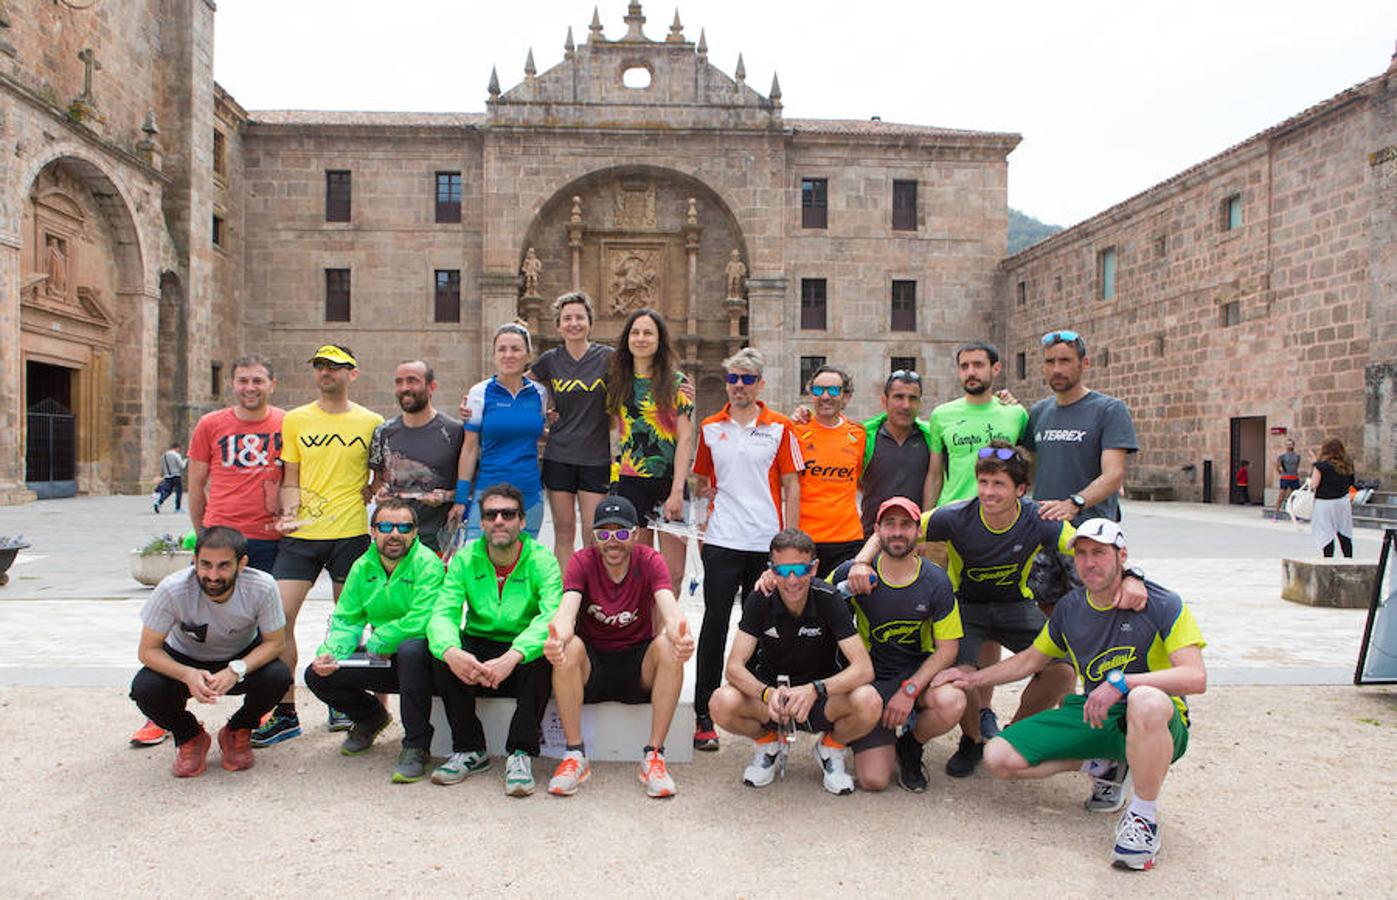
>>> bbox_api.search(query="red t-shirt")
[187,406,286,540]
[564,544,672,652]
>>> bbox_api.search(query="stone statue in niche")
[724,249,747,299]
[46,235,69,299]
[609,249,658,314]
[520,247,543,298]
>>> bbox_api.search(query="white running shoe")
[638,749,676,798]
[1085,762,1132,813]
[504,749,535,797]
[548,750,591,796]
[813,737,854,795]
[741,738,785,788]
[1112,809,1161,870]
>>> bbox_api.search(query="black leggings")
[130,643,292,745]
[695,544,770,721]
[1321,535,1353,558]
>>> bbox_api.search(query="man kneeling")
[710,529,881,795]
[542,496,695,798]
[130,527,291,777]
[933,520,1206,870]
[305,499,442,782]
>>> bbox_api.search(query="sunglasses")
[593,528,634,543]
[374,521,416,534]
[769,562,816,578]
[809,384,843,398]
[312,360,354,371]
[978,447,1017,461]
[725,372,760,385]
[1040,330,1082,346]
[481,507,521,521]
[885,370,922,392]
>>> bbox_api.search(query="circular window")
[622,66,652,89]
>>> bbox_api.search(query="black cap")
[593,495,639,529]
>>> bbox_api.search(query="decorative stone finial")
[667,10,684,42]
[623,1,646,41]
[769,72,781,108]
[136,108,163,169]
[589,6,603,40]
[686,197,698,227]
[141,109,159,136]
[697,28,707,59]
[488,66,500,99]
[564,26,575,58]
[524,48,536,79]
[734,53,745,84]
[570,196,583,224]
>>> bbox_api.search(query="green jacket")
[427,533,562,664]
[317,538,443,658]
[862,412,936,469]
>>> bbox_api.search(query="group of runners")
[128,293,1207,870]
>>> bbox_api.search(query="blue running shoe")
[250,711,302,747]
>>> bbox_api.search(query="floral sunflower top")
[616,372,693,479]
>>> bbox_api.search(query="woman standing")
[451,323,549,539]
[607,308,694,588]
[529,292,613,569]
[1309,438,1355,558]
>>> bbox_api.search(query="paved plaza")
[0,498,1392,895]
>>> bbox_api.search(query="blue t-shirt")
[463,376,548,503]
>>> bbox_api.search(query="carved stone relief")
[605,243,664,315]
[612,178,656,229]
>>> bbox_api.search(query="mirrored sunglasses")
[725,372,759,385]
[809,384,843,398]
[769,562,816,578]
[593,528,634,543]
[374,521,416,534]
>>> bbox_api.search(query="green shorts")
[998,693,1189,767]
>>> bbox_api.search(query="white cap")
[1068,518,1127,550]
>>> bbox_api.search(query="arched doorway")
[517,166,750,421]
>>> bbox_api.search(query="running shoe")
[339,709,392,756]
[639,749,676,798]
[172,728,211,778]
[431,750,489,785]
[217,725,255,772]
[130,720,170,747]
[895,732,928,793]
[944,734,983,778]
[548,750,591,796]
[741,733,785,788]
[504,749,535,797]
[693,717,720,752]
[392,747,429,784]
[1112,809,1160,870]
[1086,762,1132,813]
[249,710,302,748]
[979,707,1002,740]
[327,707,353,732]
[814,736,855,795]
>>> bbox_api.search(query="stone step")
[1280,558,1379,608]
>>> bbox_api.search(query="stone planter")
[130,549,194,587]
[0,543,29,587]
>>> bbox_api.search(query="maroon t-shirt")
[564,544,672,652]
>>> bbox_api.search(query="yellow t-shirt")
[280,402,383,540]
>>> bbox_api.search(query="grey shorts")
[956,601,1047,667]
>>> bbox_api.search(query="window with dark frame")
[800,278,827,330]
[325,170,351,222]
[212,214,225,247]
[738,315,749,336]
[1154,234,1167,258]
[325,268,351,322]
[799,356,826,395]
[801,177,827,228]
[1016,280,1026,306]
[892,180,917,231]
[1224,194,1243,231]
[1015,352,1026,380]
[1099,246,1117,300]
[212,129,227,177]
[1222,300,1240,327]
[434,269,461,323]
[890,356,918,376]
[891,280,916,331]
[435,172,462,223]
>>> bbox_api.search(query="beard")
[198,576,231,598]
[396,390,428,413]
[879,536,915,559]
[379,538,408,560]
[962,378,989,395]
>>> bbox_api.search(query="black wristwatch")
[1070,493,1086,509]
[1124,566,1147,582]
[813,679,828,702]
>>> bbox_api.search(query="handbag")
[1286,484,1315,523]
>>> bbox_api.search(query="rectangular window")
[212,129,227,177]
[1015,352,1026,381]
[1222,301,1240,327]
[1016,280,1027,306]
[891,280,916,331]
[1154,234,1167,258]
[801,177,827,229]
[800,278,827,330]
[892,180,917,231]
[210,362,222,399]
[325,268,351,322]
[436,171,462,224]
[212,214,225,247]
[434,269,461,323]
[325,170,351,223]
[1224,194,1243,231]
[799,356,826,395]
[1054,274,1063,292]
[1099,246,1117,300]
[890,356,918,376]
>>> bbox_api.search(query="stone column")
[745,275,788,408]
[0,236,35,503]
[110,288,161,493]
[567,196,584,292]
[479,271,521,379]
[682,217,702,368]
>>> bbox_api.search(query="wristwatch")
[228,659,247,683]
[1106,669,1129,695]
[813,679,828,702]
[1124,566,1147,582]
[1070,493,1086,509]
[900,680,919,698]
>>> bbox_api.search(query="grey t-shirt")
[368,411,464,544]
[140,567,285,662]
[860,423,931,535]
[1278,451,1301,478]
[529,342,613,466]
[160,449,185,479]
[1025,390,1138,525]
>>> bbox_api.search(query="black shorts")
[852,677,909,752]
[612,474,685,521]
[272,534,370,584]
[956,601,1048,667]
[815,540,865,578]
[753,676,835,733]
[542,459,611,495]
[583,639,653,704]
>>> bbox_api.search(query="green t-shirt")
[928,398,1028,506]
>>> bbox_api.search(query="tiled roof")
[788,117,1019,141]
[248,110,485,127]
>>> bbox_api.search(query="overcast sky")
[214,0,1394,228]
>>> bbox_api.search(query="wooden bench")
[1280,558,1378,609]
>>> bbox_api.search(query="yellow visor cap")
[308,345,356,367]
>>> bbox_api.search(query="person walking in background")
[153,442,187,513]
[1309,439,1355,558]
[1274,439,1302,517]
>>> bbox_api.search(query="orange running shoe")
[172,729,211,778]
[639,749,676,798]
[129,720,170,747]
[218,725,255,772]
[547,750,591,796]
